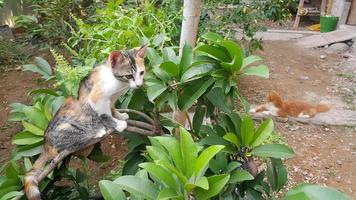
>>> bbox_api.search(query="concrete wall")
[331,0,352,26]
[0,0,31,26]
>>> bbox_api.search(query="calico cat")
[24,45,147,200]
[249,91,330,118]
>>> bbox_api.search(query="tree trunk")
[175,0,202,129]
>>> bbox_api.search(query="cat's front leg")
[100,114,127,132]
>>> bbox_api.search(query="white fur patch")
[95,128,107,138]
[114,118,127,132]
[266,102,279,116]
[298,113,311,118]
[25,176,40,199]
[249,108,256,113]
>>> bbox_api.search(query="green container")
[320,15,339,33]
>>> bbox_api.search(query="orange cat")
[250,91,330,118]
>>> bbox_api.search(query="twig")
[185,111,193,131]
[127,119,154,130]
[117,109,154,124]
[125,126,156,136]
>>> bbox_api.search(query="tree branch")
[127,119,154,130]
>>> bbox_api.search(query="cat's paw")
[114,111,129,120]
[114,119,127,132]
[262,111,271,115]
[249,108,256,113]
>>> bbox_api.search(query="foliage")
[66,0,181,62]
[200,0,296,53]
[13,0,100,45]
[0,39,26,70]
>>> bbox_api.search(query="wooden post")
[293,0,305,29]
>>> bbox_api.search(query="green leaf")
[139,162,180,192]
[250,118,274,147]
[226,161,242,173]
[21,121,44,136]
[266,158,287,192]
[179,43,193,74]
[155,160,188,185]
[194,145,225,179]
[146,47,163,66]
[157,188,180,200]
[146,146,170,163]
[99,180,126,200]
[34,57,52,75]
[195,174,230,200]
[147,83,167,102]
[22,106,49,130]
[242,55,263,69]
[23,64,49,79]
[152,33,165,47]
[217,40,244,70]
[154,136,184,173]
[252,144,295,159]
[241,114,254,147]
[285,184,352,200]
[196,45,230,62]
[179,127,198,178]
[205,87,230,113]
[178,79,214,111]
[243,65,269,78]
[24,157,32,172]
[223,132,239,147]
[229,170,254,183]
[162,47,178,63]
[201,32,223,42]
[193,105,206,134]
[29,89,59,97]
[114,175,159,200]
[180,63,214,82]
[12,131,43,145]
[0,191,23,200]
[5,162,20,178]
[160,61,179,78]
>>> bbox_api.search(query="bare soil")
[0,40,354,198]
[240,41,355,197]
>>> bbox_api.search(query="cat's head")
[267,91,284,108]
[108,45,148,88]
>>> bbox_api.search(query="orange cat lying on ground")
[249,91,330,118]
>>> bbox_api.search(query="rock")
[336,160,342,165]
[299,76,309,81]
[326,43,350,54]
[320,55,326,59]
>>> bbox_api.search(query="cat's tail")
[316,103,330,113]
[24,146,55,200]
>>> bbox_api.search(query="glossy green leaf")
[157,188,180,200]
[196,45,230,62]
[241,114,254,146]
[152,33,165,47]
[201,32,223,42]
[243,65,269,78]
[139,162,180,192]
[242,55,263,69]
[99,180,126,200]
[29,88,59,97]
[162,47,178,63]
[147,83,167,102]
[179,43,193,74]
[154,136,184,172]
[193,105,206,134]
[206,87,231,113]
[34,57,52,75]
[252,144,295,159]
[0,191,23,200]
[229,170,254,183]
[12,131,43,145]
[223,132,239,147]
[195,174,230,200]
[180,63,214,82]
[218,40,244,70]
[22,106,49,130]
[155,160,188,185]
[21,121,44,136]
[194,145,225,179]
[267,158,287,192]
[250,118,274,147]
[178,79,214,111]
[179,127,198,177]
[160,61,179,78]
[114,175,159,200]
[285,184,352,200]
[146,146,170,163]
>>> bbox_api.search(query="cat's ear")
[109,51,124,67]
[136,44,148,58]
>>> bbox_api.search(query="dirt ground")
[0,40,355,197]
[240,41,355,197]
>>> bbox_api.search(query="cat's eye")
[125,74,133,79]
[140,71,144,76]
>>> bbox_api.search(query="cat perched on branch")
[24,45,153,200]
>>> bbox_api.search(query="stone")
[320,55,326,59]
[326,43,350,54]
[336,160,342,165]
[299,76,309,81]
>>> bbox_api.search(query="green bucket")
[320,15,339,33]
